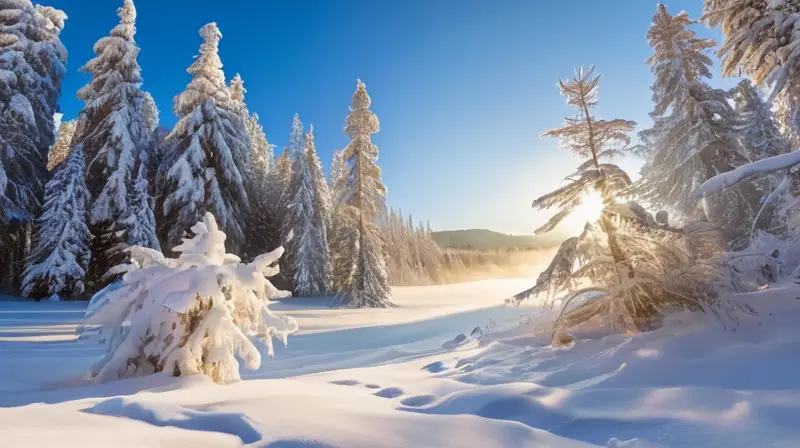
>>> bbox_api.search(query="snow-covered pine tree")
[330,80,391,308]
[74,0,154,287]
[141,92,160,175]
[513,66,735,344]
[637,5,760,248]
[22,143,91,299]
[229,73,247,118]
[121,164,159,251]
[279,114,305,286]
[156,23,250,254]
[306,125,333,250]
[735,79,792,161]
[242,112,277,261]
[703,0,800,98]
[47,118,76,171]
[0,1,67,287]
[267,149,292,230]
[142,92,159,135]
[731,80,797,235]
[697,1,800,251]
[774,85,800,147]
[329,149,344,192]
[284,123,330,296]
[81,212,298,384]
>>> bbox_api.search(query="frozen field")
[2,280,800,447]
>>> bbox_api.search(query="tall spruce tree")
[48,118,76,171]
[156,23,250,253]
[74,0,156,287]
[142,92,159,135]
[22,143,91,299]
[229,74,277,261]
[734,79,792,161]
[637,5,759,248]
[330,80,391,308]
[121,164,159,250]
[285,122,330,296]
[0,1,67,287]
[330,149,344,191]
[305,125,333,292]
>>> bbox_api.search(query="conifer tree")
[280,115,305,279]
[704,0,800,98]
[636,5,760,247]
[330,80,391,308]
[156,23,250,253]
[142,92,159,135]
[330,149,344,192]
[307,126,333,243]
[122,164,159,250]
[285,122,330,296]
[734,79,792,161]
[48,119,76,171]
[242,112,276,260]
[514,66,731,343]
[74,0,156,286]
[229,73,247,118]
[22,144,92,299]
[268,150,292,230]
[0,1,67,287]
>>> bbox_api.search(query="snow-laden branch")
[691,150,800,198]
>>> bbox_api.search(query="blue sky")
[48,0,736,235]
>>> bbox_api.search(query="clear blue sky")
[47,0,736,235]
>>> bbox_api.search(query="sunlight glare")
[573,190,606,224]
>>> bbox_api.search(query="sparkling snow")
[2,279,800,447]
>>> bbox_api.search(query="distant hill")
[431,229,565,251]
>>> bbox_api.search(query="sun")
[573,190,606,224]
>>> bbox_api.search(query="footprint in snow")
[329,380,360,386]
[374,387,404,399]
[421,361,449,373]
[364,384,381,389]
[400,395,436,407]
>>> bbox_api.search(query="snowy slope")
[2,282,800,447]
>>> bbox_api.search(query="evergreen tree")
[704,0,800,97]
[141,91,160,175]
[142,92,159,135]
[305,125,333,291]
[704,1,800,143]
[229,73,277,261]
[229,73,247,118]
[0,1,67,287]
[734,79,792,161]
[268,150,292,227]
[513,66,732,342]
[22,143,91,299]
[47,119,76,171]
[242,112,276,260]
[280,114,305,281]
[774,85,800,147]
[156,23,250,253]
[307,126,333,241]
[74,0,154,286]
[636,5,760,248]
[122,164,159,250]
[330,149,344,192]
[330,80,391,308]
[285,122,330,296]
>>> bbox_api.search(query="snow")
[3,274,800,447]
[692,150,800,198]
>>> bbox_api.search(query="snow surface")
[2,279,800,447]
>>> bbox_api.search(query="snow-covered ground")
[3,280,800,447]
